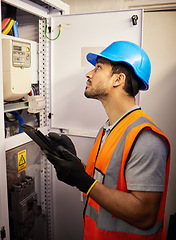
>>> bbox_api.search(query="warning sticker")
[18,149,26,173]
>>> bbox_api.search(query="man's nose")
[86,69,94,79]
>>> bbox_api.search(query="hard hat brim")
[86,52,102,66]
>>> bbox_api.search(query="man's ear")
[113,73,126,87]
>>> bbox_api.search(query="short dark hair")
[110,62,142,97]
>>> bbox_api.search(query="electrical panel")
[0,1,66,240]
[6,141,48,240]
[2,39,32,101]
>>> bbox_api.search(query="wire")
[12,21,19,37]
[45,18,61,41]
[32,86,36,96]
[2,19,14,35]
[10,111,24,133]
[29,86,36,96]
[1,18,10,31]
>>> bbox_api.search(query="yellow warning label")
[18,149,26,173]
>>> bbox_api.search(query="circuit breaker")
[8,176,38,239]
[2,39,32,101]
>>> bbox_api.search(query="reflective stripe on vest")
[85,203,163,235]
[83,109,170,239]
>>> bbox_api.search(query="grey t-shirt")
[101,106,169,192]
[125,129,168,192]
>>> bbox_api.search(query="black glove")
[44,146,96,194]
[48,132,76,156]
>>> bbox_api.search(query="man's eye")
[96,65,101,70]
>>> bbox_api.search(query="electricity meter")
[2,39,32,101]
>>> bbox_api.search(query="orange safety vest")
[83,109,170,240]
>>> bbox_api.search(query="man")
[45,41,170,240]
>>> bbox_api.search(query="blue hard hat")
[86,41,151,90]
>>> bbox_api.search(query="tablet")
[20,124,60,156]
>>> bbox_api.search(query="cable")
[12,21,19,37]
[2,19,14,35]
[29,86,36,96]
[2,5,17,35]
[45,18,61,41]
[10,111,24,133]
[32,86,36,96]
[1,18,10,31]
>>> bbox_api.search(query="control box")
[2,39,32,101]
[28,95,45,113]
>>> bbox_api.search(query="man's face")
[84,58,114,101]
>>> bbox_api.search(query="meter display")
[12,40,31,68]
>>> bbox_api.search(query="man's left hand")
[44,146,95,194]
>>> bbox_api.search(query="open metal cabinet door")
[49,9,143,240]
[50,9,143,137]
